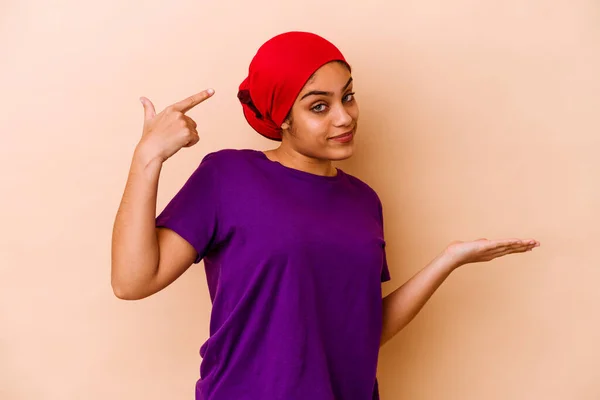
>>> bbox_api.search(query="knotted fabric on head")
[238,31,349,141]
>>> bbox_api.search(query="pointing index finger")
[171,89,215,113]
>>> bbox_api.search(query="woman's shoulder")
[341,171,381,200]
[202,148,258,163]
[197,148,262,170]
[192,148,267,184]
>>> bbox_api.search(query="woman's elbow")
[112,281,140,300]
[111,271,148,301]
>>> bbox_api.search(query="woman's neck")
[264,146,337,177]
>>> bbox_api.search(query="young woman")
[111,31,540,400]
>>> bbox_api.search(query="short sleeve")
[377,195,391,283]
[155,153,221,264]
[381,243,391,282]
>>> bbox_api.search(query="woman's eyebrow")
[300,77,353,101]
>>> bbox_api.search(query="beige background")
[1,0,599,399]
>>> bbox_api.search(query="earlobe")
[281,121,290,130]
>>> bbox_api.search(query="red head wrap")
[238,31,349,141]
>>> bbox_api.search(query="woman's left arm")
[380,238,540,347]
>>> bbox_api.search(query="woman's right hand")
[136,88,215,164]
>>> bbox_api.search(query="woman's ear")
[281,121,290,130]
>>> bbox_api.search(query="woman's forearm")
[380,251,458,346]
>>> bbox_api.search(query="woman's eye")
[311,93,355,113]
[312,104,327,113]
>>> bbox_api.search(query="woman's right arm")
[110,89,215,300]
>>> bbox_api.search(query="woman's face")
[281,61,359,161]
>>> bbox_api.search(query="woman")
[111,31,540,400]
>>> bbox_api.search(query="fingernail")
[207,88,215,95]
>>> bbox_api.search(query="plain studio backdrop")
[1,0,599,399]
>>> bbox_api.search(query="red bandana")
[238,32,348,141]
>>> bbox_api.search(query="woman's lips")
[329,129,355,143]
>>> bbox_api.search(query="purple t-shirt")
[156,149,390,400]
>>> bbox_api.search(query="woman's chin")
[326,144,355,161]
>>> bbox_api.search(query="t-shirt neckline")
[251,149,344,182]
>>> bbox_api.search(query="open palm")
[445,238,540,266]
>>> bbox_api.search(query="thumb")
[139,97,156,121]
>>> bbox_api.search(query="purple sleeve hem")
[156,217,203,264]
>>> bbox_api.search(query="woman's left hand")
[443,238,541,269]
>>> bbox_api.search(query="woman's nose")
[332,104,353,127]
